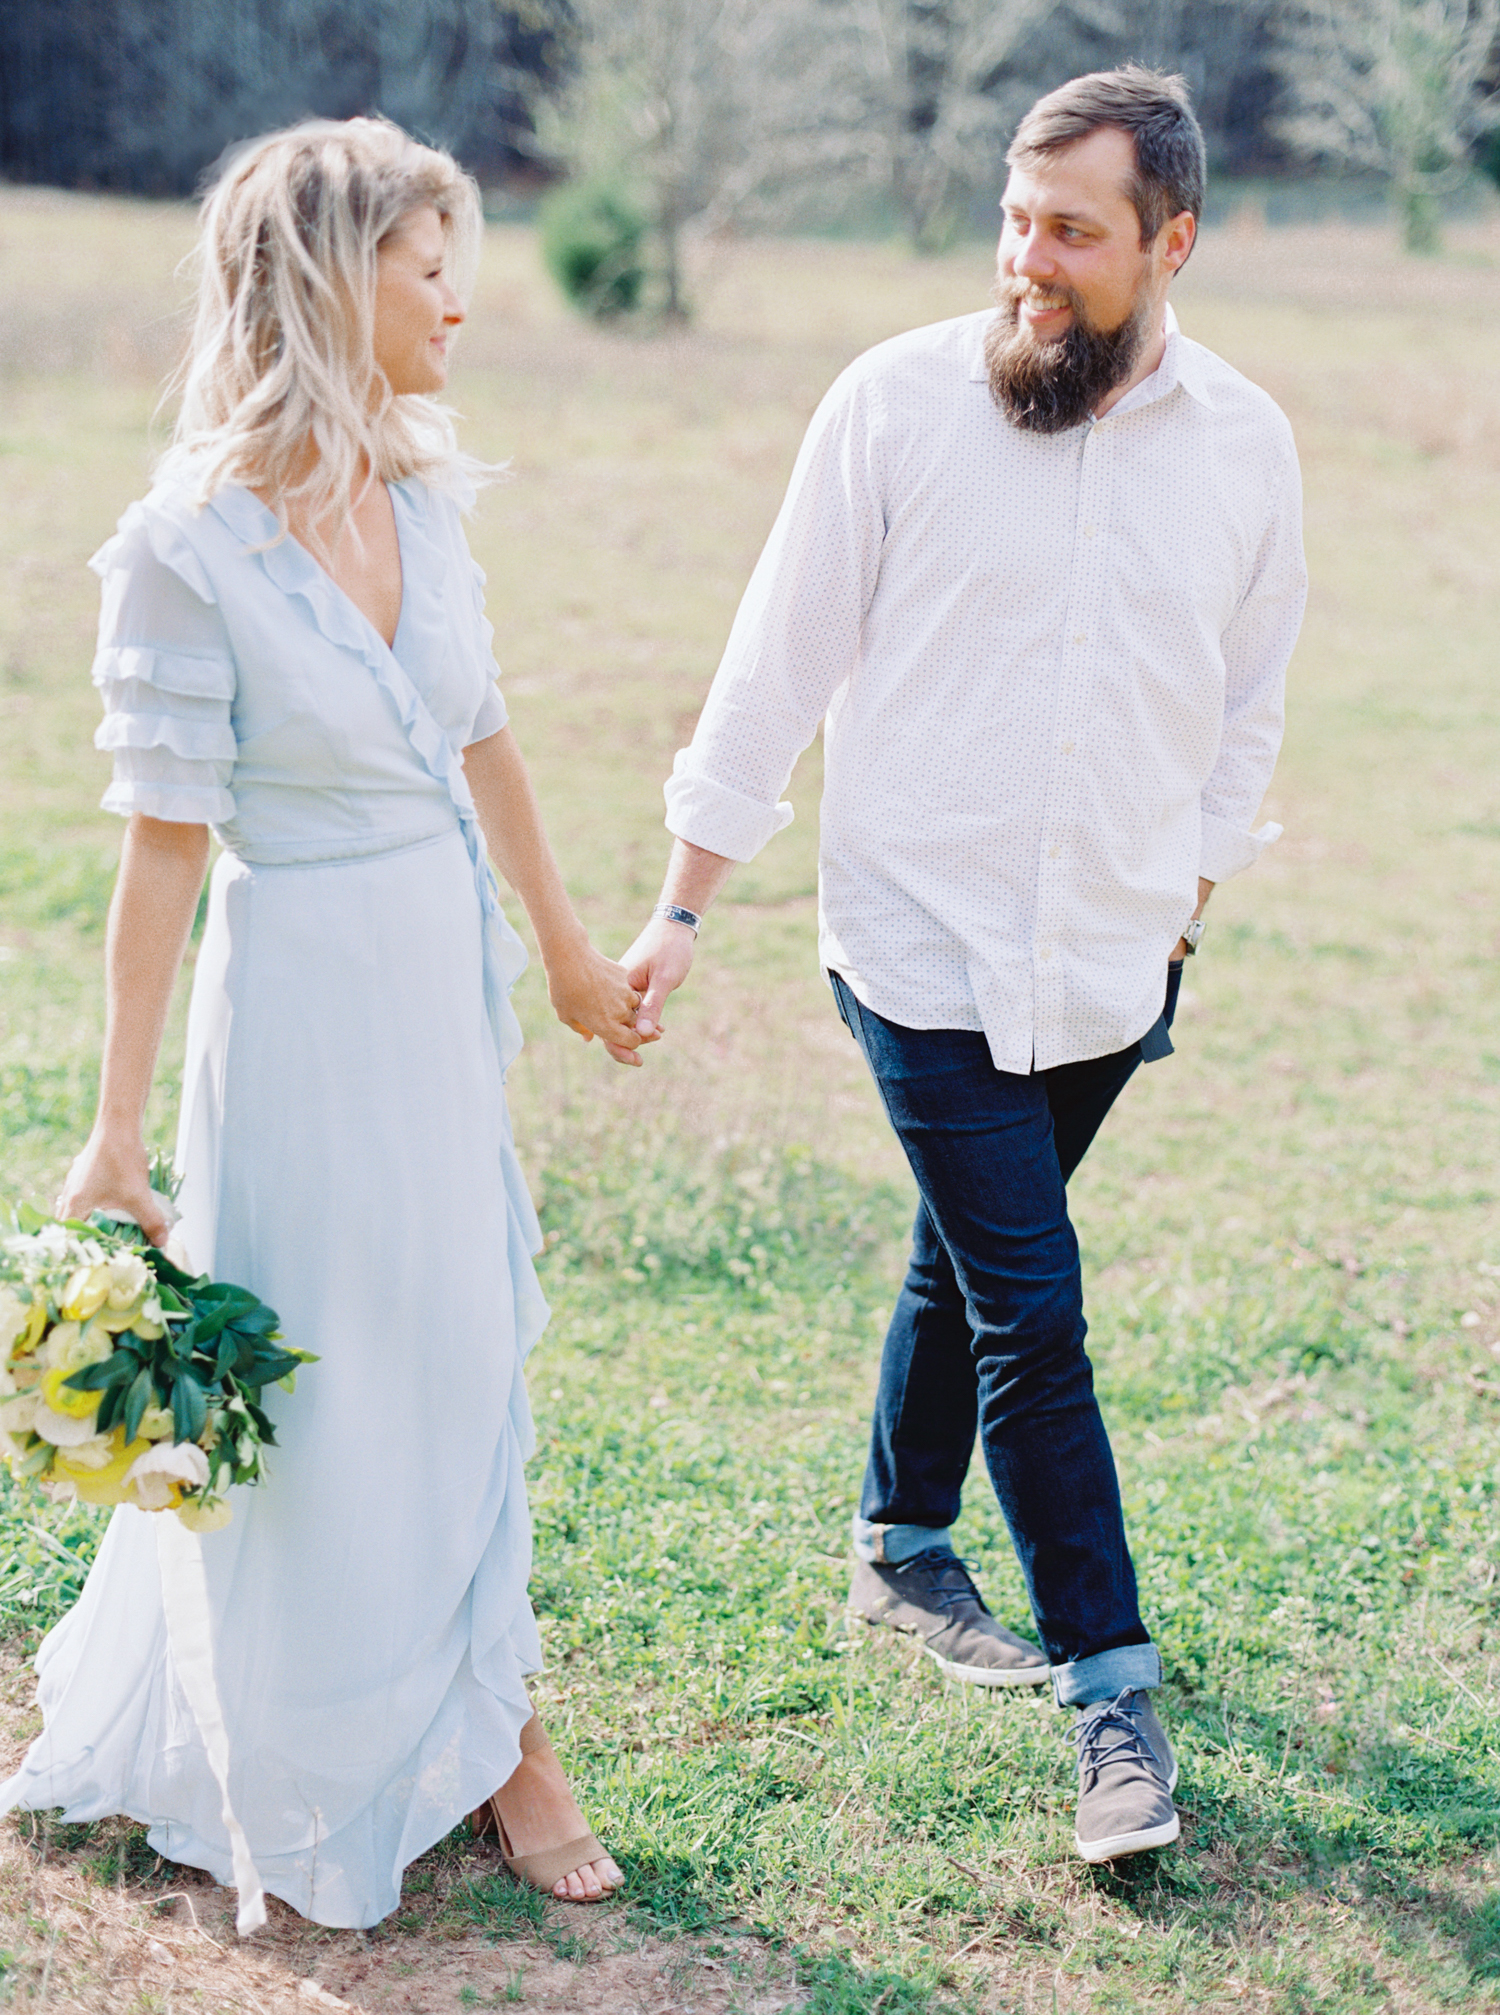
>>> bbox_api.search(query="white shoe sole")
[923,1643,1051,1688]
[1074,1811,1180,1863]
[849,1608,1051,1688]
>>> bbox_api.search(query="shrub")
[538,178,648,319]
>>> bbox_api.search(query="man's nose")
[1012,230,1055,279]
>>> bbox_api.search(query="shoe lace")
[1070,1690,1157,1789]
[894,1548,990,1614]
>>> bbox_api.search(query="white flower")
[37,1478,78,1505]
[0,1393,39,1436]
[32,1399,108,1447]
[176,1496,233,1533]
[40,1321,81,1370]
[42,1320,112,1376]
[124,1440,209,1510]
[58,1429,118,1471]
[0,1286,30,1354]
[105,1252,150,1310]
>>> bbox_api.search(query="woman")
[0,118,635,1923]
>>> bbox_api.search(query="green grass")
[2,192,1500,2010]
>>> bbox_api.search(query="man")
[621,66,1305,1862]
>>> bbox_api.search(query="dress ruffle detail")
[91,497,218,605]
[92,643,236,701]
[204,484,530,1091]
[94,711,239,763]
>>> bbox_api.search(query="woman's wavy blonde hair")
[169,116,485,545]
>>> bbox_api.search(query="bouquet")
[0,1202,310,1532]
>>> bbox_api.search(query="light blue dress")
[0,471,550,1928]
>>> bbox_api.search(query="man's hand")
[1170,876,1215,961]
[618,918,698,1038]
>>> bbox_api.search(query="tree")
[1273,0,1500,251]
[847,0,1082,250]
[527,0,875,318]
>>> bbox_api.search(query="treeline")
[1,0,1281,199]
[0,0,564,193]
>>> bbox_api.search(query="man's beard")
[984,277,1154,434]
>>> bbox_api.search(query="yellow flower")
[39,1363,104,1421]
[60,1264,113,1322]
[53,1425,153,1504]
[176,1495,233,1533]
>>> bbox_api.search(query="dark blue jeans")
[832,966,1181,1705]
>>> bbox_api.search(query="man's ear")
[1161,210,1196,278]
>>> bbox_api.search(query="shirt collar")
[967,299,1215,413]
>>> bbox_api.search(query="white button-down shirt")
[664,305,1306,1072]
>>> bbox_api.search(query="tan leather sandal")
[469,1719,621,1902]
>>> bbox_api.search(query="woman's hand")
[544,936,651,1068]
[56,1127,175,1247]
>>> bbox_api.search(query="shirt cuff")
[663,752,794,863]
[1200,809,1283,882]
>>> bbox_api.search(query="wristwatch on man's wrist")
[1180,916,1206,955]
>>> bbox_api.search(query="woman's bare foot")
[487,1714,624,1902]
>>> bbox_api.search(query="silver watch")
[1180,917,1206,955]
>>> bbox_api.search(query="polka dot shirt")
[664,305,1306,1072]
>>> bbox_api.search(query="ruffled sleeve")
[467,678,507,744]
[90,501,238,826]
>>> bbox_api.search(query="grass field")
[1,186,1499,2013]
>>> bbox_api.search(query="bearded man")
[622,66,1305,1862]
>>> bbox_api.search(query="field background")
[0,188,1498,2013]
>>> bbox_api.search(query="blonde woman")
[0,119,632,1922]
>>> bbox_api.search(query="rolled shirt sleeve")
[664,367,888,862]
[1198,429,1306,881]
[90,505,237,827]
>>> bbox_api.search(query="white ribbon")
[155,1510,266,1934]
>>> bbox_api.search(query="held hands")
[618,916,698,1041]
[544,934,653,1068]
[56,1128,175,1248]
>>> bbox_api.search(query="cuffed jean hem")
[852,1515,957,1566]
[1051,1643,1163,1708]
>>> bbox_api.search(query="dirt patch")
[0,1653,796,2015]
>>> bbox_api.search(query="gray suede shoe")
[1071,1689,1179,1863]
[848,1550,1049,1687]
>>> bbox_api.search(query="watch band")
[651,902,701,935]
[1181,916,1206,955]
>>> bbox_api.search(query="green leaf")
[95,1382,124,1434]
[171,1373,207,1443]
[64,1355,135,1393]
[186,1301,241,1346]
[123,1367,154,1443]
[15,1202,46,1234]
[144,1248,206,1295]
[243,1400,278,1445]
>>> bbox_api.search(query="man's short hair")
[1007,64,1206,247]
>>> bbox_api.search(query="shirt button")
[1083,524,1097,539]
[1048,845,1060,859]
[1072,633,1086,646]
[1039,946,1053,961]
[1060,739,1075,755]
